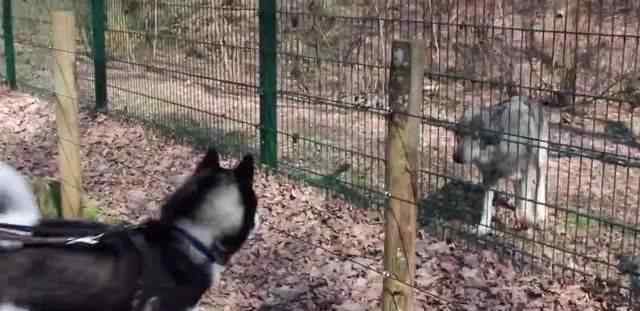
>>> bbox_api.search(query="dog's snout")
[452,150,463,164]
[452,135,463,164]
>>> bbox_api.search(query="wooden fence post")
[51,10,83,219]
[382,39,425,311]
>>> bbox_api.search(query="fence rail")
[3,0,640,308]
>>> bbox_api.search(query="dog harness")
[0,222,228,311]
[127,226,228,311]
[0,222,226,259]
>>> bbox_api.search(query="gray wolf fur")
[0,148,259,311]
[617,254,640,305]
[452,95,549,236]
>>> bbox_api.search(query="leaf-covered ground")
[0,89,636,310]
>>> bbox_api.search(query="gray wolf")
[452,95,549,236]
[0,148,259,311]
[617,254,640,306]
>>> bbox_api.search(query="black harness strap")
[0,221,227,310]
[0,221,131,249]
[170,225,227,265]
[0,228,105,248]
[0,223,35,233]
[127,232,175,311]
[0,222,227,261]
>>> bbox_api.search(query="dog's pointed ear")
[195,147,220,174]
[234,154,254,184]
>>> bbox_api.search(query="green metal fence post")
[259,0,278,168]
[91,0,107,112]
[2,0,16,89]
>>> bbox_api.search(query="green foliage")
[30,176,106,221]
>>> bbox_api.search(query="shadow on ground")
[418,179,485,228]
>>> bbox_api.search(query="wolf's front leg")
[477,186,495,236]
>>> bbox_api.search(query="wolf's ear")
[195,147,220,174]
[234,154,254,184]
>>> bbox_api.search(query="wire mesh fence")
[276,1,640,296]
[3,0,640,308]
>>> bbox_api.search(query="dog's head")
[160,147,258,271]
[452,107,501,166]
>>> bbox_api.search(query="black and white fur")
[0,162,41,227]
[452,96,549,236]
[0,148,259,311]
[0,162,41,251]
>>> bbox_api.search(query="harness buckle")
[65,233,105,245]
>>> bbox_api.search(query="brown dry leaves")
[0,89,629,310]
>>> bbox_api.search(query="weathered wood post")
[382,39,425,311]
[51,10,83,219]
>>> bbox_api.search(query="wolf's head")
[452,107,501,166]
[452,96,542,168]
[159,147,258,278]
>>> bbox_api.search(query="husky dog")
[0,148,259,311]
[452,96,549,236]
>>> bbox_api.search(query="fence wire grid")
[3,0,640,309]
